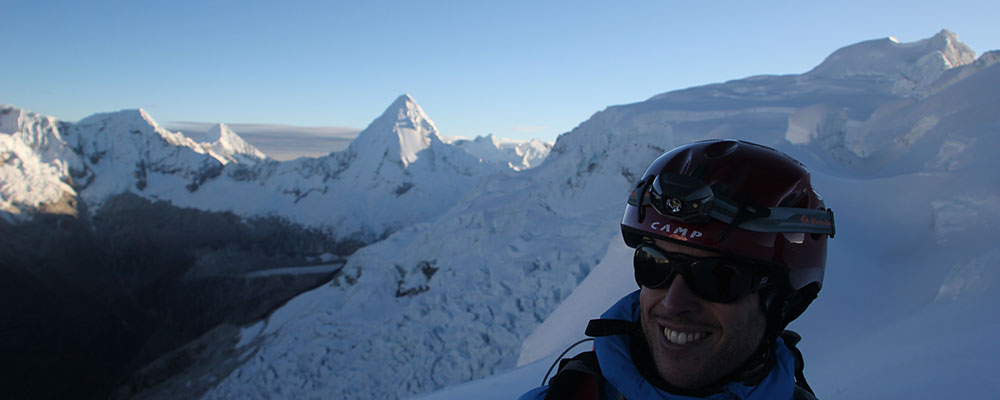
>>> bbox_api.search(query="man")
[521,139,834,399]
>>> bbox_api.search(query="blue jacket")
[519,290,798,400]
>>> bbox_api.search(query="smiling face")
[638,239,767,390]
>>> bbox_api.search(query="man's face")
[638,239,766,389]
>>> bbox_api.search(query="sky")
[2,0,998,143]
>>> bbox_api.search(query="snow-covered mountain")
[430,31,1000,399]
[1,94,552,398]
[0,106,264,218]
[142,30,997,400]
[5,29,998,400]
[424,38,1000,399]
[805,30,977,97]
[203,123,268,164]
[0,106,80,216]
[446,134,553,170]
[2,94,538,241]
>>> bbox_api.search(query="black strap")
[585,319,639,337]
[542,338,595,385]
[543,351,603,400]
[541,320,637,400]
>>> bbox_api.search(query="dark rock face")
[1,212,126,400]
[0,194,364,400]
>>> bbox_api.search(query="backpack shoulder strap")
[543,351,603,400]
[780,330,819,400]
[793,386,819,400]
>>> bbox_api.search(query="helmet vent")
[704,140,739,159]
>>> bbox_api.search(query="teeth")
[662,327,708,345]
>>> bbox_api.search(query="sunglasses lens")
[633,245,674,289]
[633,244,764,303]
[689,262,751,303]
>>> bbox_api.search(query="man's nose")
[659,275,703,315]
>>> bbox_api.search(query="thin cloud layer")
[168,121,361,160]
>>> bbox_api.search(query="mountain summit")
[204,123,267,164]
[2,92,555,399]
[346,94,442,168]
[806,29,977,96]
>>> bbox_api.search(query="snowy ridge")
[0,106,80,217]
[195,31,1000,400]
[333,94,497,196]
[512,139,553,170]
[791,55,1000,176]
[806,29,977,96]
[203,123,267,164]
[206,157,625,399]
[343,94,438,170]
[2,94,542,243]
[447,134,553,170]
[68,108,230,206]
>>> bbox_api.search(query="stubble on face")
[637,241,767,390]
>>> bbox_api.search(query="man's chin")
[649,341,723,391]
[652,356,713,390]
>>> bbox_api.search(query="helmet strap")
[739,282,820,385]
[729,286,785,386]
[716,194,770,243]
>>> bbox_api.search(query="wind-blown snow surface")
[196,30,1000,399]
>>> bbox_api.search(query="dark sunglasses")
[633,242,773,303]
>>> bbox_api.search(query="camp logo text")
[648,221,704,239]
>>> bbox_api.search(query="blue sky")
[2,1,997,142]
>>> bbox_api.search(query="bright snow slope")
[418,32,1000,399]
[202,30,1000,400]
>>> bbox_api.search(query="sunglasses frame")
[633,241,775,303]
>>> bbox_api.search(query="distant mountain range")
[2,29,998,400]
[0,93,551,399]
[1,93,552,240]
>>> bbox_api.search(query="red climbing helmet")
[621,139,834,325]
